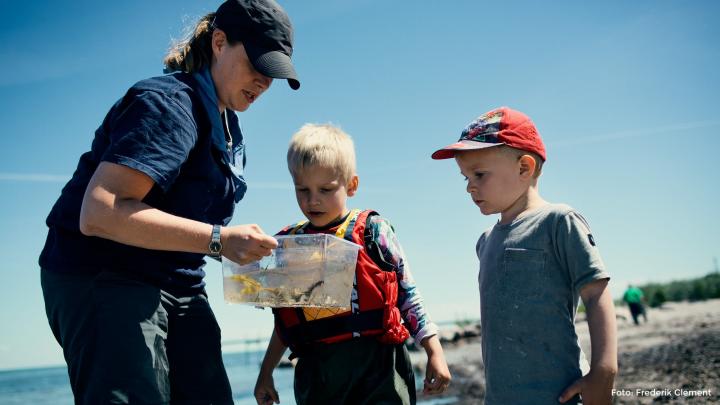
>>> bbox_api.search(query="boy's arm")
[365,216,451,394]
[365,215,439,342]
[254,328,287,405]
[559,278,617,404]
[419,334,452,395]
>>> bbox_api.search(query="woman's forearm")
[79,162,277,265]
[81,193,213,253]
[79,162,214,253]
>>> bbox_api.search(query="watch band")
[209,224,223,257]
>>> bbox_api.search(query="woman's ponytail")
[163,13,216,74]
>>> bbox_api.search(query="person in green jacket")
[623,285,648,325]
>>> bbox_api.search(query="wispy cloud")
[0,173,71,183]
[0,174,298,190]
[247,181,390,193]
[246,181,293,191]
[5,121,715,185]
[553,120,720,147]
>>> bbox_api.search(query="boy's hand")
[423,351,451,395]
[558,369,614,404]
[254,373,280,405]
[420,335,452,395]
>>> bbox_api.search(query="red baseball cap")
[431,106,546,161]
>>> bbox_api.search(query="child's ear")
[346,175,359,197]
[518,155,537,179]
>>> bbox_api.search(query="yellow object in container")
[222,234,361,308]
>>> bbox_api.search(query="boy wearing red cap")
[432,107,617,404]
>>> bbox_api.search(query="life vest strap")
[284,209,362,240]
[283,308,384,345]
[338,209,361,240]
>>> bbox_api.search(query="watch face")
[209,241,222,254]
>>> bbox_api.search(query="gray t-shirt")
[476,203,609,405]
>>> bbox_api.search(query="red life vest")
[272,209,410,352]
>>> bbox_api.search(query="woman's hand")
[221,224,278,264]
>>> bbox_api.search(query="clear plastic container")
[222,234,361,308]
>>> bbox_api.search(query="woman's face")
[210,30,273,112]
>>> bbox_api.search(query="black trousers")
[293,337,416,405]
[628,302,647,325]
[41,269,233,405]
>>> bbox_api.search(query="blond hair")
[287,124,357,183]
[163,13,220,74]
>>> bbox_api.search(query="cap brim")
[246,46,300,90]
[431,140,503,160]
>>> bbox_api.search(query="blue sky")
[1,0,718,370]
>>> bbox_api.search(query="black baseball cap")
[214,0,300,90]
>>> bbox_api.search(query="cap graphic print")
[431,106,546,161]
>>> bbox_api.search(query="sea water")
[0,351,448,404]
[0,351,294,405]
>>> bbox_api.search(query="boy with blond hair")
[431,107,617,404]
[254,124,451,405]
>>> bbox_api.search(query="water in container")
[223,234,361,308]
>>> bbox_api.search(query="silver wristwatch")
[208,224,223,258]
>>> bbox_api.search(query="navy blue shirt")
[39,72,247,295]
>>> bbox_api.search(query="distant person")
[38,1,300,403]
[431,107,618,405]
[623,285,648,325]
[253,124,451,405]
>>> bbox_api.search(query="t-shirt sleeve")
[554,210,610,293]
[101,90,198,192]
[476,231,488,260]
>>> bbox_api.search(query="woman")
[39,1,299,403]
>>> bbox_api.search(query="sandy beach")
[413,299,720,404]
